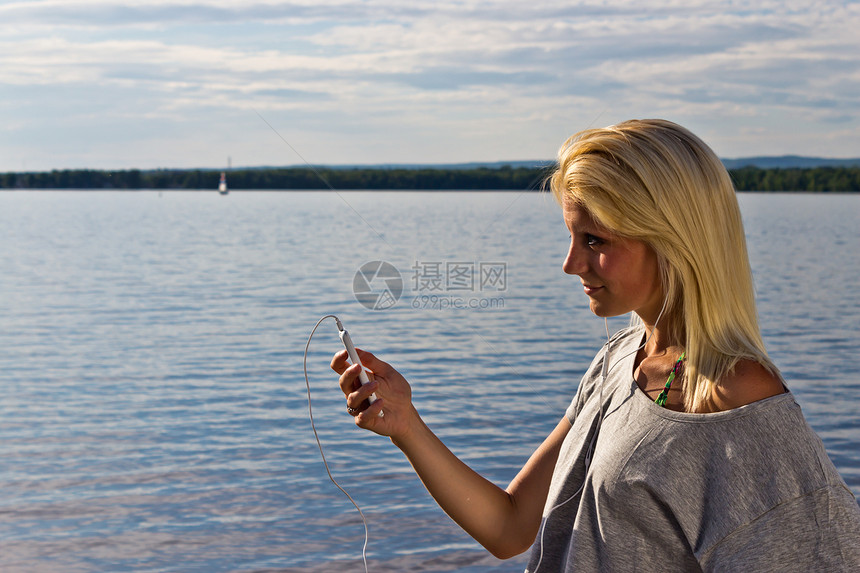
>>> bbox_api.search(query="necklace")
[655,351,686,407]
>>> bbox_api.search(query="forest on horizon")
[2,165,860,192]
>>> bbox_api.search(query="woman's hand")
[332,347,570,558]
[330,348,417,441]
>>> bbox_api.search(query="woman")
[331,119,860,571]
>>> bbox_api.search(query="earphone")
[305,298,670,573]
[335,316,383,418]
[303,315,372,573]
[531,297,669,572]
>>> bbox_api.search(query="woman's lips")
[582,284,603,295]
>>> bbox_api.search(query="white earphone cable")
[304,314,371,573]
[532,299,669,572]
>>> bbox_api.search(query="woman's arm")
[332,349,571,559]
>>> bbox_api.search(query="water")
[0,191,857,572]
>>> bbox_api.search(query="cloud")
[0,1,345,27]
[1,0,859,169]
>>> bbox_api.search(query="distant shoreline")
[2,165,859,192]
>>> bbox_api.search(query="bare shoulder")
[710,360,787,411]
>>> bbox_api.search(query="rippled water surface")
[0,191,857,572]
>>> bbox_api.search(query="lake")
[0,191,857,572]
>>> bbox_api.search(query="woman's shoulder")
[708,359,787,412]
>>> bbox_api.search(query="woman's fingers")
[353,398,385,425]
[355,349,388,375]
[338,362,370,396]
[333,348,383,395]
[331,347,408,433]
[331,347,386,376]
[345,379,379,414]
[330,349,351,374]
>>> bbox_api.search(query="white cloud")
[1,0,859,170]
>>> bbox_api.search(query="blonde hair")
[550,119,775,413]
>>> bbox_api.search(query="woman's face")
[562,199,663,323]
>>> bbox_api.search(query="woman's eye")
[585,234,603,246]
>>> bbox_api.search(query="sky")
[1,0,859,171]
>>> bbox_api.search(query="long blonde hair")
[550,119,776,412]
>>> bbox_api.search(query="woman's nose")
[563,240,588,275]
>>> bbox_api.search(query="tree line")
[727,166,860,192]
[2,165,859,192]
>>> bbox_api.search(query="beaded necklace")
[655,351,686,407]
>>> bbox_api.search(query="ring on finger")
[347,406,359,416]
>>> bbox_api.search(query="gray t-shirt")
[526,326,860,572]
